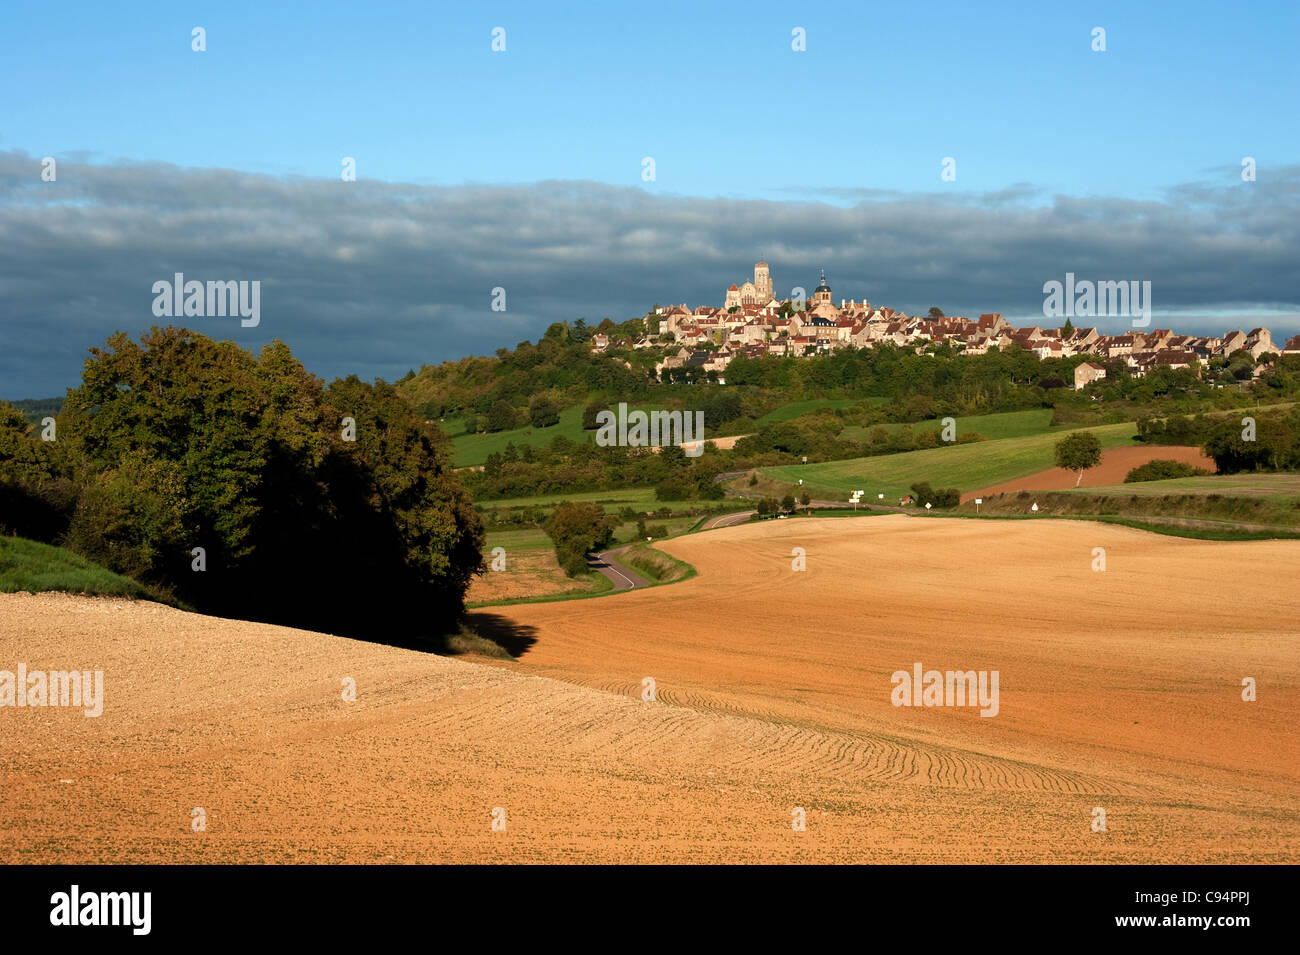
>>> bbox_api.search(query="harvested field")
[465,546,607,604]
[963,445,1215,501]
[677,432,746,454]
[489,516,1300,862]
[1,516,1296,863]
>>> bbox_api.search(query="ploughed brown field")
[963,444,1216,501]
[2,516,1296,863]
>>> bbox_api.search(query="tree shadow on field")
[461,612,539,659]
[203,588,531,659]
[306,605,538,660]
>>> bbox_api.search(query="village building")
[1220,330,1249,356]
[1243,327,1276,359]
[1074,362,1107,390]
[613,260,1281,382]
[724,261,775,309]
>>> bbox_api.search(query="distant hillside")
[397,320,665,426]
[401,319,1300,496]
[395,317,1089,451]
[397,318,1297,445]
[10,397,64,426]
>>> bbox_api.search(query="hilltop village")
[590,261,1297,389]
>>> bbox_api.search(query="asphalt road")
[592,499,898,592]
[701,510,755,529]
[587,544,653,592]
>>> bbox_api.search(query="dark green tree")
[487,399,518,432]
[529,394,561,428]
[542,502,615,577]
[1053,431,1103,486]
[55,328,484,637]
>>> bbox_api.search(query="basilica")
[723,261,841,316]
[723,261,775,308]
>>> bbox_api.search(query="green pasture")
[759,421,1139,501]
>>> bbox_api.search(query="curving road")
[591,500,890,593]
[587,544,652,592]
[701,510,755,529]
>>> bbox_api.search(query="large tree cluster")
[0,327,483,639]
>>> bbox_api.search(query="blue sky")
[1,0,1298,396]
[5,0,1296,201]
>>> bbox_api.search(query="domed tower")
[754,260,773,303]
[812,268,832,307]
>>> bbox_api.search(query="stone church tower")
[812,268,832,307]
[754,261,773,303]
[724,260,777,308]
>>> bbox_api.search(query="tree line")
[0,327,484,641]
[1139,405,1300,473]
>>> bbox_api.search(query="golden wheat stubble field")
[482,516,1300,862]
[1,516,1296,863]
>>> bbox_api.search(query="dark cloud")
[2,149,1298,398]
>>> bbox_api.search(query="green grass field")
[0,536,153,599]
[479,486,690,511]
[451,404,590,467]
[482,499,714,552]
[617,542,696,584]
[450,399,1297,468]
[1067,472,1300,502]
[758,421,1139,502]
[839,408,1057,444]
[482,526,555,551]
[452,402,704,467]
[969,470,1300,533]
[613,512,701,544]
[1091,516,1300,540]
[754,398,866,425]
